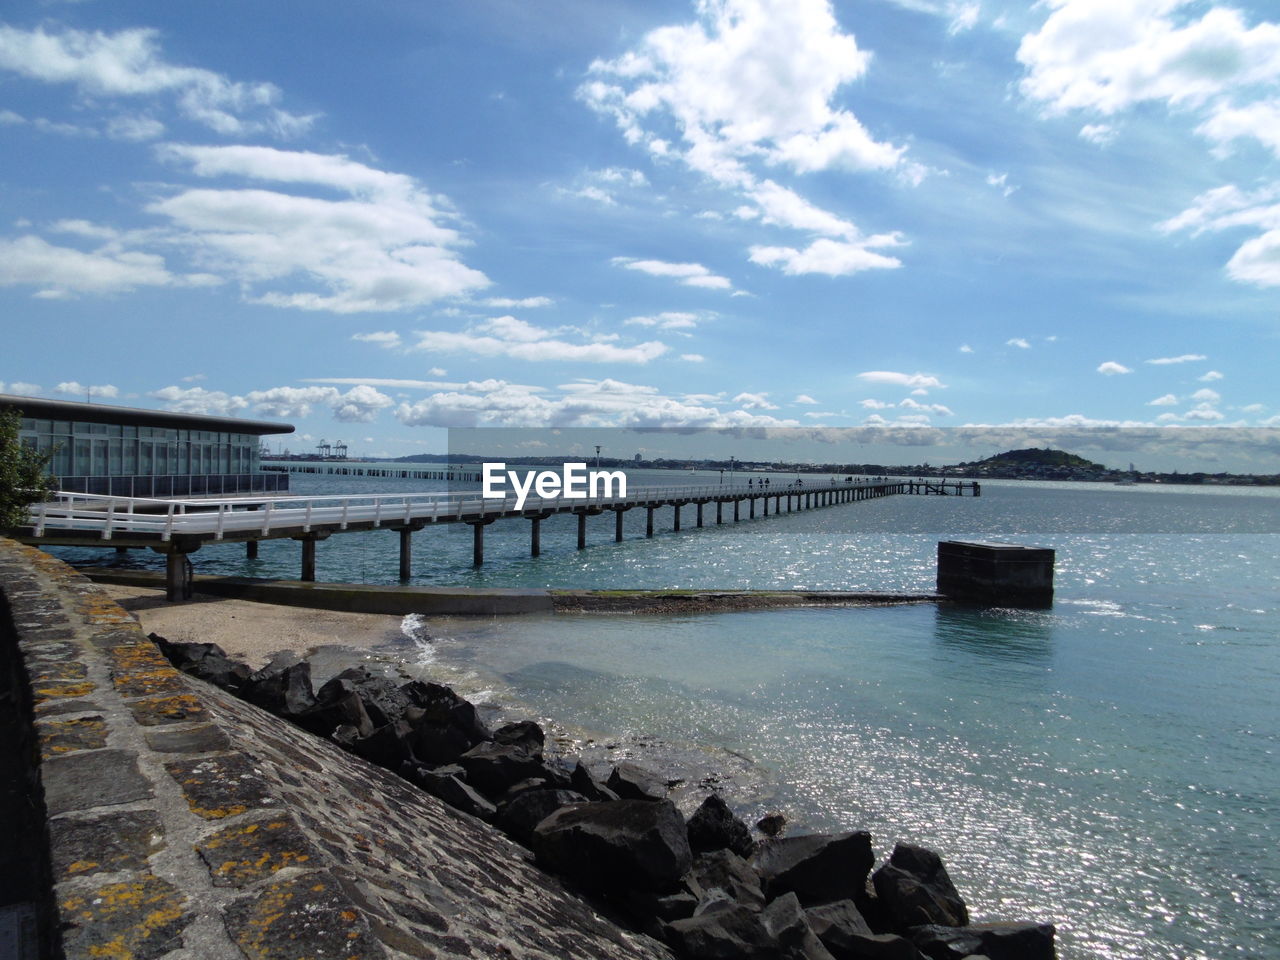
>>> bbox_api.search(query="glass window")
[74,438,91,475]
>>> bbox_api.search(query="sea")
[59,470,1280,960]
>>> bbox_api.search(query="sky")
[2,0,1279,467]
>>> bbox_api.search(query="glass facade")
[16,416,289,497]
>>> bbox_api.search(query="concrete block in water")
[936,541,1054,607]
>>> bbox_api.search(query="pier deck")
[16,477,979,599]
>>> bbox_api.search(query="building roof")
[0,394,294,435]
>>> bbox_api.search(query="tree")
[0,407,55,529]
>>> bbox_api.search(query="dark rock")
[295,679,375,739]
[762,892,838,960]
[607,760,667,801]
[402,681,491,765]
[331,723,361,749]
[242,661,316,718]
[691,849,766,912]
[400,762,497,821]
[493,720,545,756]
[907,922,1055,960]
[457,741,553,798]
[872,844,969,930]
[150,634,252,692]
[496,788,588,844]
[532,799,692,893]
[665,902,778,959]
[500,777,551,801]
[807,900,924,959]
[570,760,619,801]
[350,720,416,770]
[752,832,876,906]
[757,812,787,837]
[327,667,414,728]
[688,793,755,858]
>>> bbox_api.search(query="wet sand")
[100,584,407,670]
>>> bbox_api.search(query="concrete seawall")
[0,538,673,959]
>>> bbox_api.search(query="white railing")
[23,478,895,542]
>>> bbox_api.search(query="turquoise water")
[63,476,1280,959]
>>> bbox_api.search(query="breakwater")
[2,537,1057,959]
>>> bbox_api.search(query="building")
[1,393,294,497]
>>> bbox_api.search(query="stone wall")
[0,538,673,960]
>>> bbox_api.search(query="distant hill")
[973,447,1104,470]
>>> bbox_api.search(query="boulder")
[872,844,969,930]
[757,812,787,837]
[350,720,416,771]
[324,668,416,728]
[400,762,496,821]
[687,793,755,858]
[665,902,778,959]
[691,849,766,912]
[532,799,692,894]
[807,900,924,960]
[606,760,667,801]
[493,720,545,756]
[295,678,375,739]
[907,923,1055,960]
[457,741,553,799]
[495,788,587,844]
[762,892,838,960]
[570,761,619,802]
[150,635,252,692]
[403,682,492,765]
[242,660,316,719]
[751,832,876,906]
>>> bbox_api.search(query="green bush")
[0,407,55,529]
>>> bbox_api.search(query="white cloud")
[53,381,117,399]
[481,296,553,309]
[0,234,217,298]
[625,311,705,330]
[1006,337,1031,349]
[151,385,249,416]
[734,392,778,410]
[748,238,902,276]
[1190,387,1221,403]
[410,316,669,364]
[1184,402,1225,421]
[1146,353,1208,364]
[106,113,165,141]
[580,0,904,185]
[680,353,705,362]
[959,344,974,353]
[394,378,801,429]
[1096,361,1132,375]
[857,371,946,389]
[794,394,818,404]
[0,382,42,397]
[1079,122,1116,145]
[330,384,394,423]
[1148,394,1179,406]
[612,257,733,290]
[987,172,1017,197]
[151,144,490,312]
[1199,369,1224,381]
[1160,182,1280,286]
[0,24,314,137]
[898,397,954,416]
[352,331,402,350]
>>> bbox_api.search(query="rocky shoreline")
[154,634,1058,960]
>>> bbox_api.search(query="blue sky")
[1,0,1279,462]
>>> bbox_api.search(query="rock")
[607,760,667,801]
[331,723,361,749]
[757,812,787,837]
[691,849,766,912]
[325,667,415,728]
[665,902,778,959]
[872,844,969,930]
[751,832,876,906]
[400,762,497,821]
[807,900,925,960]
[402,681,491,765]
[350,720,416,771]
[570,760,619,802]
[495,788,587,845]
[150,635,252,692]
[295,678,375,739]
[762,892,838,960]
[688,793,755,858]
[242,661,316,719]
[493,720,545,756]
[907,923,1055,960]
[457,741,553,799]
[532,799,692,894]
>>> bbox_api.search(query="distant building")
[1,393,294,497]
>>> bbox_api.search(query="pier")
[16,477,979,600]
